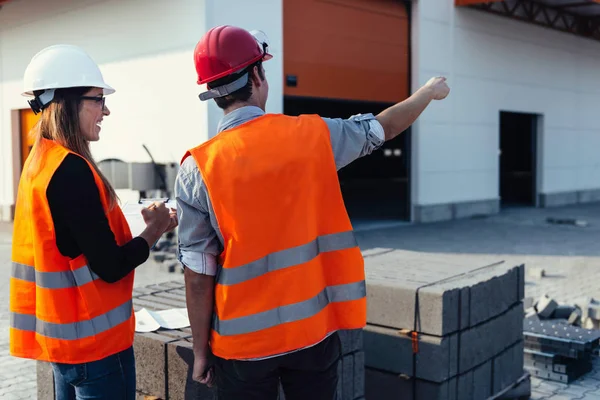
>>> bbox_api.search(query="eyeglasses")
[80,96,106,109]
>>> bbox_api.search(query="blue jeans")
[51,346,136,400]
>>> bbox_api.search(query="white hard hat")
[22,44,114,112]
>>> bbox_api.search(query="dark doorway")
[499,111,538,207]
[284,96,410,220]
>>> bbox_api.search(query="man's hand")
[423,76,450,100]
[192,355,214,387]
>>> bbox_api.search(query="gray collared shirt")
[175,106,385,275]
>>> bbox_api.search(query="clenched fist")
[424,76,450,100]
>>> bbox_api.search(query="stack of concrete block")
[362,249,528,400]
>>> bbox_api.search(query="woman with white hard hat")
[8,44,176,400]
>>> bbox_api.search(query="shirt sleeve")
[321,113,385,170]
[46,154,150,283]
[174,157,220,276]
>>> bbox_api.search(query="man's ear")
[250,66,263,87]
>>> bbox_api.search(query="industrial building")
[1,0,599,224]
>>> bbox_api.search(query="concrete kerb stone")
[363,303,524,382]
[134,331,183,399]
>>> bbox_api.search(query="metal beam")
[469,0,600,41]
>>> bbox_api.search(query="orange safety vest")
[182,113,367,360]
[10,138,135,364]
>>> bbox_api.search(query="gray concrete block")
[468,265,519,327]
[568,308,582,325]
[552,305,576,319]
[492,341,524,395]
[133,330,190,398]
[459,304,523,373]
[363,324,457,382]
[133,332,171,399]
[460,286,471,331]
[472,360,492,400]
[166,340,216,400]
[354,351,365,399]
[535,295,558,318]
[339,329,363,355]
[415,285,461,336]
[457,369,473,400]
[365,368,458,400]
[37,361,54,400]
[518,264,525,301]
[366,254,520,336]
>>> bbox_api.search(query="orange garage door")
[283,0,409,103]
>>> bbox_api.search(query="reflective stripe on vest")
[10,299,132,340]
[217,231,357,285]
[12,262,99,288]
[213,280,366,336]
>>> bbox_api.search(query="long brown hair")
[27,87,118,209]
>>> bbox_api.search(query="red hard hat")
[194,25,273,85]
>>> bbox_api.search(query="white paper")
[121,202,147,238]
[151,308,190,330]
[134,308,162,332]
[121,201,178,238]
[134,307,190,332]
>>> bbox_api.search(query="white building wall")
[0,0,283,221]
[412,0,600,220]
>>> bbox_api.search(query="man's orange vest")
[183,113,367,360]
[10,138,135,364]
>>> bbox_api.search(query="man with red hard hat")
[175,25,450,399]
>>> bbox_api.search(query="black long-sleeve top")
[46,154,149,283]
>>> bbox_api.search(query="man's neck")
[223,100,263,116]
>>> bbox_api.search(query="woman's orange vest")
[183,113,367,360]
[10,138,135,364]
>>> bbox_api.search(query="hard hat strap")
[28,89,56,115]
[198,72,249,102]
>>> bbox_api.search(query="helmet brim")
[22,82,116,97]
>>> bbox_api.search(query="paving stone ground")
[2,203,600,399]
